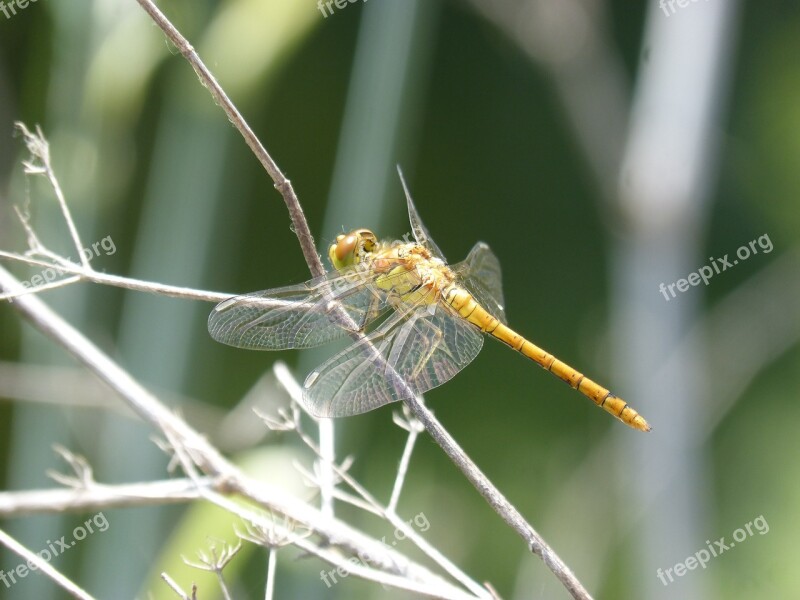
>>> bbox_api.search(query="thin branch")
[160,573,192,600]
[265,548,277,600]
[133,0,324,278]
[0,249,230,303]
[0,528,97,600]
[272,363,338,520]
[404,395,590,599]
[15,123,91,269]
[318,418,336,518]
[389,406,424,512]
[0,274,82,302]
[0,478,206,517]
[273,363,337,518]
[182,541,240,600]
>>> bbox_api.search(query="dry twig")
[0,528,96,600]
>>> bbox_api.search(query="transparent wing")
[208,268,390,350]
[397,166,447,262]
[302,303,484,417]
[453,242,507,324]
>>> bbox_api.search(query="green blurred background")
[0,0,798,598]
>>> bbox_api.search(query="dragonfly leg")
[410,316,443,380]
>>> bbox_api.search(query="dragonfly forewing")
[208,270,388,350]
[397,167,447,262]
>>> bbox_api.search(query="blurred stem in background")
[612,1,741,598]
[468,1,741,597]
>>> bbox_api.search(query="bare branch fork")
[0,2,593,598]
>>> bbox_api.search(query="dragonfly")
[208,173,651,432]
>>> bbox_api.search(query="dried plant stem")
[0,478,206,517]
[134,0,324,278]
[388,410,423,513]
[160,572,191,600]
[265,548,277,600]
[404,396,590,598]
[16,123,92,269]
[0,528,96,600]
[0,249,229,303]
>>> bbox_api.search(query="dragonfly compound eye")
[330,233,359,270]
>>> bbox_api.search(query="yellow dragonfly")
[208,174,650,432]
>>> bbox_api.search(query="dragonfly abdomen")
[466,305,651,432]
[444,286,501,332]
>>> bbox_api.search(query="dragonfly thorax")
[371,242,456,307]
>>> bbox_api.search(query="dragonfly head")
[329,229,378,271]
